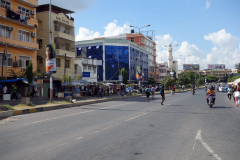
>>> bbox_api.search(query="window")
[38,57,43,67]
[0,0,11,9]
[88,66,92,71]
[0,24,12,38]
[54,22,60,31]
[56,58,61,67]
[74,64,77,74]
[131,38,134,42]
[65,60,70,68]
[83,66,87,71]
[18,6,30,17]
[18,30,31,42]
[0,53,12,67]
[19,55,31,68]
[93,67,96,74]
[37,39,43,49]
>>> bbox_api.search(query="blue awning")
[0,78,27,83]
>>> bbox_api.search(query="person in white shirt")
[3,85,7,94]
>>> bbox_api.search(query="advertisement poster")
[136,66,142,80]
[46,44,56,74]
[235,63,240,69]
[208,64,225,69]
[183,64,199,70]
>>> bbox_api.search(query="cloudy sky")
[39,0,240,70]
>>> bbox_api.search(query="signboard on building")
[118,75,123,81]
[82,72,90,77]
[235,63,240,69]
[183,64,199,70]
[208,64,225,69]
[46,44,56,74]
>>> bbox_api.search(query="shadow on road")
[212,106,233,109]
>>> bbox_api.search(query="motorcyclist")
[207,86,215,105]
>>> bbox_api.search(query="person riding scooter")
[207,86,215,105]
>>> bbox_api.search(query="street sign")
[119,75,123,81]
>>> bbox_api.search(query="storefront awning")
[0,78,27,83]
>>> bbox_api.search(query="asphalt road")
[0,89,240,160]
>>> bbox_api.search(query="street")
[0,89,240,160]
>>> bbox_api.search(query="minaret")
[167,43,173,71]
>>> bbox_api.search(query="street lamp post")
[130,24,150,89]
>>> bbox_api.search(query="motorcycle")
[191,89,195,95]
[208,93,214,108]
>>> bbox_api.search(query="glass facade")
[130,47,148,82]
[105,46,129,81]
[76,44,148,82]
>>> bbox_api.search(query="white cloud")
[76,20,130,41]
[39,0,96,12]
[155,34,173,62]
[155,29,240,70]
[206,0,210,9]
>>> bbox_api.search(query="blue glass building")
[75,39,149,82]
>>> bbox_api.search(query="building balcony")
[0,37,38,50]
[17,0,38,7]
[53,31,75,42]
[76,57,97,66]
[0,7,38,29]
[55,49,75,58]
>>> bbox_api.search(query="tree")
[162,74,176,89]
[120,68,128,84]
[148,75,156,85]
[178,72,188,85]
[206,74,218,82]
[61,74,72,96]
[24,60,33,84]
[196,77,204,85]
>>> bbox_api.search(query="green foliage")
[205,74,218,82]
[61,74,72,91]
[120,68,128,84]
[178,72,188,85]
[24,60,33,84]
[197,77,204,85]
[162,74,176,89]
[148,75,156,85]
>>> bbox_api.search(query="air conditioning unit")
[31,10,35,15]
[13,62,19,67]
[31,32,36,37]
[7,27,13,31]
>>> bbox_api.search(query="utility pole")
[5,43,7,80]
[64,53,66,76]
[49,0,53,102]
[2,50,5,78]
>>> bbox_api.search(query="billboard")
[208,64,225,69]
[183,64,199,70]
[82,72,90,77]
[46,44,56,74]
[136,66,142,80]
[235,63,240,69]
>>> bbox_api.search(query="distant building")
[75,39,149,83]
[157,60,170,81]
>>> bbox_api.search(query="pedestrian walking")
[98,87,103,99]
[160,86,165,105]
[107,87,109,96]
[121,85,124,96]
[12,85,18,100]
[170,85,175,95]
[151,85,156,99]
[227,86,233,100]
[145,86,151,102]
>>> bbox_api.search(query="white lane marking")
[77,137,83,140]
[24,110,95,126]
[195,130,222,160]
[21,102,134,126]
[100,102,135,109]
[58,142,69,147]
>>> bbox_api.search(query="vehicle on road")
[219,84,229,92]
[208,93,214,108]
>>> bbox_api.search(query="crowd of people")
[227,83,240,106]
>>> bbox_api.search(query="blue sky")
[40,0,240,69]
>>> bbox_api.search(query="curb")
[0,94,143,118]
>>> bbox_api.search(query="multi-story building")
[157,61,170,81]
[95,31,157,81]
[0,0,38,78]
[74,57,97,83]
[75,39,149,83]
[36,4,75,79]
